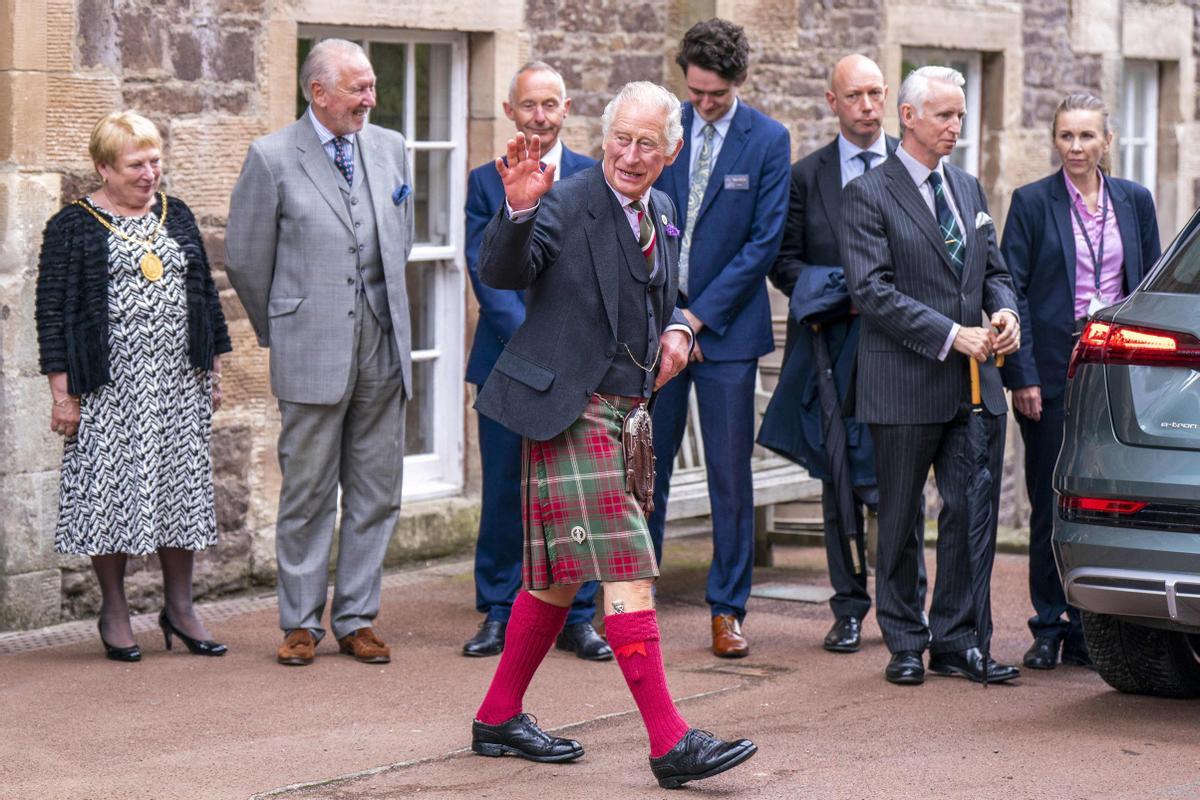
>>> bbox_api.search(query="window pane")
[296,38,314,118]
[369,42,408,135]
[413,148,451,245]
[415,43,453,140]
[406,262,438,351]
[405,358,435,455]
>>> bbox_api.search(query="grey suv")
[1053,209,1200,698]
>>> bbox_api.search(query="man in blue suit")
[649,19,790,657]
[462,61,610,660]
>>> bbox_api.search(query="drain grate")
[0,557,472,656]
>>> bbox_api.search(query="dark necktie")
[855,151,879,172]
[927,171,964,271]
[333,136,354,185]
[630,199,656,274]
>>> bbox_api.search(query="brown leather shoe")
[338,627,391,664]
[277,629,316,666]
[711,614,749,658]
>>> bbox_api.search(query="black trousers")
[1014,393,1082,644]
[870,410,1005,655]
[820,482,928,621]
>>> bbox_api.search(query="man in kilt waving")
[469,81,758,789]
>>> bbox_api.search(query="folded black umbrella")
[965,357,998,687]
[811,324,866,579]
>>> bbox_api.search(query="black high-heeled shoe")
[159,609,228,656]
[98,619,141,662]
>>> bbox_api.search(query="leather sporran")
[622,404,656,515]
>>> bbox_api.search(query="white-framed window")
[900,49,983,176]
[299,28,467,501]
[1121,60,1159,198]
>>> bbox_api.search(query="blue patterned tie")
[855,151,879,172]
[333,136,354,185]
[927,170,964,271]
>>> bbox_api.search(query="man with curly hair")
[649,18,791,658]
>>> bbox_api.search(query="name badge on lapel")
[724,174,750,191]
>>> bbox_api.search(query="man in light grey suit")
[225,39,413,667]
[841,66,1021,686]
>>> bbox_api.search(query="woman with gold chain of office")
[35,111,232,662]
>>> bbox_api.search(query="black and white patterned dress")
[55,199,216,556]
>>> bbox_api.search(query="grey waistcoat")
[338,153,391,329]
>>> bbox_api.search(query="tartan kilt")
[521,393,660,589]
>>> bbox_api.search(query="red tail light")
[1059,495,1147,514]
[1067,321,1200,377]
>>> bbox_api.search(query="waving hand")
[496,133,556,212]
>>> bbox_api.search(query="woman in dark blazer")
[36,111,231,661]
[1000,92,1161,671]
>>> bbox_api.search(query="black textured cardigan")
[35,195,233,395]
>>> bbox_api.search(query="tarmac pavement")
[2,533,1198,800]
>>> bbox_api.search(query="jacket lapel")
[882,158,957,276]
[357,125,398,258]
[815,138,842,231]
[1049,170,1078,298]
[1106,177,1143,292]
[295,118,354,234]
[584,168,622,337]
[695,102,751,223]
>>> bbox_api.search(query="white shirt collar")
[307,106,356,147]
[693,97,738,140]
[838,132,887,165]
[540,139,564,181]
[895,141,942,186]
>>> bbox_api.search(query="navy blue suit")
[465,145,599,625]
[1000,169,1160,645]
[649,101,790,620]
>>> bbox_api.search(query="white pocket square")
[975,211,993,230]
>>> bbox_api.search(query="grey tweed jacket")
[840,154,1017,424]
[224,117,414,404]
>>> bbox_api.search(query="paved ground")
[2,534,1198,800]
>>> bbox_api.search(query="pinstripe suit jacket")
[841,154,1017,424]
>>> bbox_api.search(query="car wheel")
[1082,611,1200,698]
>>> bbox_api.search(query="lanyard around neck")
[1070,184,1108,293]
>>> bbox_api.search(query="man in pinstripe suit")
[841,66,1022,686]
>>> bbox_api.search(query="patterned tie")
[679,123,715,295]
[333,136,354,185]
[927,170,964,271]
[631,199,656,274]
[855,151,879,172]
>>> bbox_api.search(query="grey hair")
[1053,92,1110,137]
[300,39,369,103]
[508,61,568,105]
[600,82,684,153]
[897,65,965,116]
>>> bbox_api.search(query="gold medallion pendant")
[140,251,163,282]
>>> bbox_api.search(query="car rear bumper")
[1054,520,1200,632]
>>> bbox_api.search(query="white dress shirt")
[688,98,738,175]
[837,132,889,188]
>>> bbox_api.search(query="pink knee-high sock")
[475,591,569,725]
[605,609,691,758]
